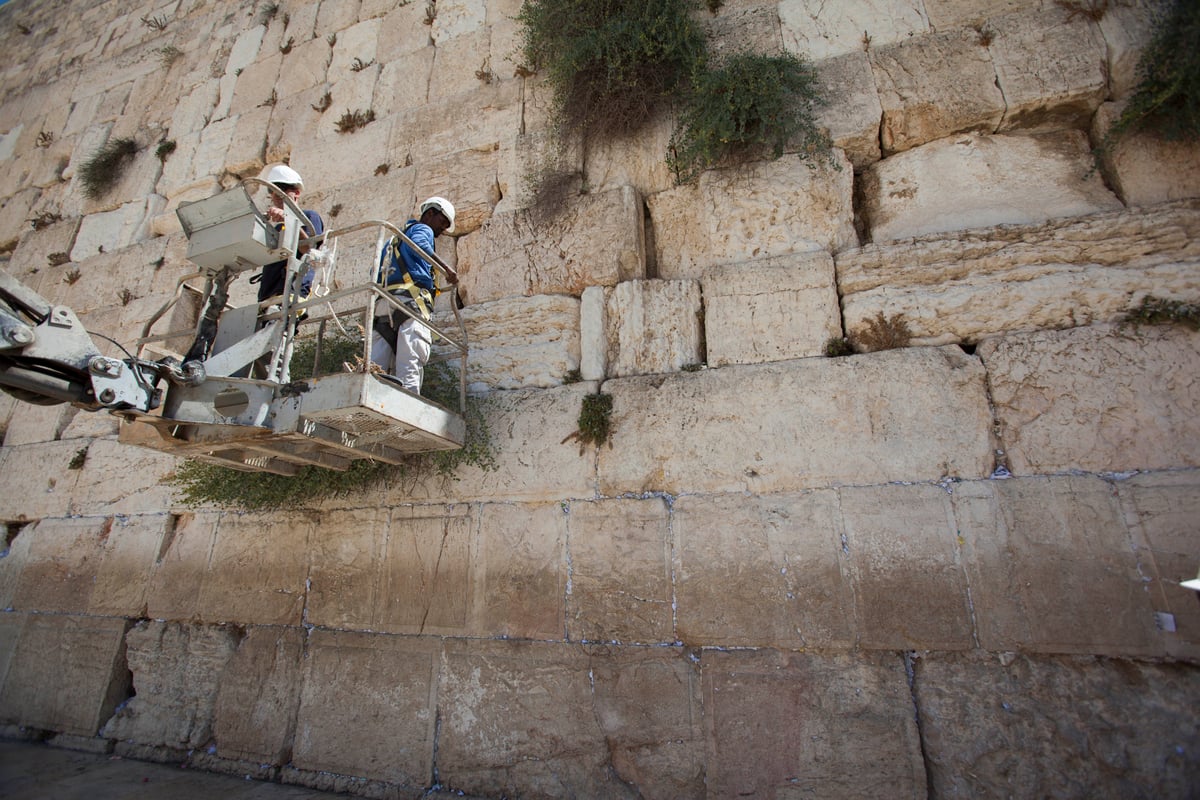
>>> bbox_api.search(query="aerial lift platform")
[0,179,468,475]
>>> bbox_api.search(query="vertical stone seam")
[904,650,938,800]
[562,499,574,642]
[941,489,981,650]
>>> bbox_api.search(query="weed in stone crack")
[850,312,912,353]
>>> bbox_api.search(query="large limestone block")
[69,198,164,263]
[815,50,884,168]
[0,440,86,521]
[584,279,703,378]
[292,630,438,787]
[375,504,475,635]
[457,185,644,304]
[1093,101,1200,206]
[702,649,926,798]
[0,613,25,697]
[378,0,435,62]
[146,512,219,623]
[211,626,305,765]
[674,491,856,649]
[87,515,171,618]
[913,652,1200,798]
[870,28,1004,155]
[700,1,783,60]
[979,323,1200,475]
[565,497,673,644]
[599,346,995,495]
[0,522,34,611]
[859,131,1123,243]
[779,0,929,61]
[953,476,1161,655]
[414,143,502,236]
[196,511,315,626]
[438,640,702,799]
[289,114,393,195]
[6,216,81,280]
[1118,471,1200,662]
[1,400,73,447]
[702,250,840,366]
[473,502,566,641]
[387,80,522,163]
[0,614,131,737]
[989,5,1108,133]
[583,114,676,200]
[369,384,597,504]
[228,50,282,118]
[101,621,239,749]
[305,507,387,631]
[430,30,494,99]
[65,437,179,518]
[649,151,856,280]
[920,0,1040,31]
[837,201,1200,346]
[840,483,974,650]
[435,293,580,391]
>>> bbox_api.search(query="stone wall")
[1,0,1199,797]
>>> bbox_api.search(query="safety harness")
[379,222,437,322]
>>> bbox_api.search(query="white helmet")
[420,196,455,233]
[266,164,304,189]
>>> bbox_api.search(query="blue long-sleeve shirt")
[379,220,436,292]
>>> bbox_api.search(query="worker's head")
[266,164,304,204]
[419,196,455,236]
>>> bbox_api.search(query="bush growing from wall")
[1108,0,1200,145]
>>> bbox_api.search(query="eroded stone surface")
[211,626,305,765]
[457,185,645,304]
[600,346,994,495]
[859,132,1123,243]
[0,614,130,737]
[837,201,1200,345]
[979,323,1200,476]
[914,651,1200,798]
[1093,101,1200,207]
[780,0,929,61]
[648,151,856,280]
[601,279,704,377]
[703,250,841,366]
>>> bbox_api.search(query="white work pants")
[371,318,431,393]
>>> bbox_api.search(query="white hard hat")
[266,164,303,189]
[420,196,455,233]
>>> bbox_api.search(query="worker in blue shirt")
[372,196,458,393]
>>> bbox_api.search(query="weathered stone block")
[815,50,884,168]
[435,293,579,391]
[989,5,1108,133]
[145,512,219,622]
[439,640,699,798]
[292,630,438,787]
[582,113,676,200]
[88,514,170,618]
[859,131,1123,243]
[378,0,435,62]
[840,483,974,650]
[0,614,130,737]
[211,626,304,765]
[196,511,315,626]
[837,201,1200,345]
[473,502,566,641]
[1119,470,1200,662]
[289,115,393,195]
[599,346,994,495]
[1093,101,1200,207]
[597,279,703,378]
[8,517,128,615]
[228,51,282,119]
[0,523,34,611]
[952,476,1161,655]
[387,80,522,163]
[429,30,493,99]
[69,199,162,264]
[913,652,1200,798]
[648,151,855,281]
[65,437,179,518]
[780,0,929,61]
[566,497,673,644]
[1098,0,1173,99]
[921,0,1040,29]
[458,185,645,304]
[674,491,855,649]
[871,28,1004,155]
[701,1,783,60]
[1,401,72,447]
[702,649,926,798]
[414,144,502,236]
[0,440,85,521]
[305,507,387,631]
[375,504,474,635]
[101,621,239,748]
[703,250,840,366]
[979,323,1200,475]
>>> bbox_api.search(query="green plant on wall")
[1106,0,1199,146]
[517,0,706,143]
[78,137,139,199]
[667,51,830,183]
[516,0,832,190]
[170,337,497,510]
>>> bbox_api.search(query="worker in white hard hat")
[253,164,325,305]
[372,196,459,393]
